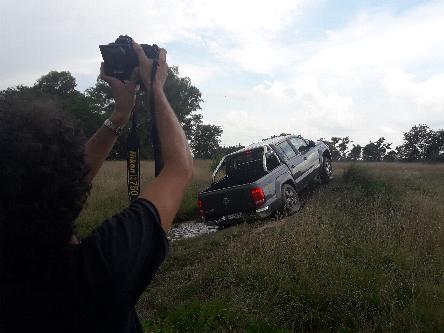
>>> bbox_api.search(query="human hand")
[132,41,168,91]
[99,63,139,126]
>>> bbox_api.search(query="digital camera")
[99,35,160,82]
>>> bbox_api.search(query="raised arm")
[133,43,194,232]
[83,65,138,184]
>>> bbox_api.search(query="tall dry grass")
[133,162,444,332]
[76,160,212,237]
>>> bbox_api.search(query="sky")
[1,0,444,147]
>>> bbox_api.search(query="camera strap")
[150,60,164,177]
[127,60,164,202]
[127,105,141,202]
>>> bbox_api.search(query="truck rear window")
[225,148,264,175]
[211,147,266,188]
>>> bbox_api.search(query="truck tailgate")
[200,184,256,219]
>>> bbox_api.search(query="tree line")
[0,69,225,159]
[1,69,443,162]
[323,124,444,162]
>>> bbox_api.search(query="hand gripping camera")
[99,35,160,87]
[100,35,164,201]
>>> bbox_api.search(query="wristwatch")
[103,118,123,136]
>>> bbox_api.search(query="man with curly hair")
[0,42,193,332]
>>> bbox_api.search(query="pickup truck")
[198,134,332,225]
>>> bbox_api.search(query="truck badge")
[222,197,230,205]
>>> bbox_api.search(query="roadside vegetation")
[138,162,443,332]
[77,161,444,331]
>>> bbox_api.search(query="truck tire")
[319,155,333,183]
[280,184,301,217]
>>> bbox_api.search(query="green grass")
[76,161,444,331]
[135,162,444,332]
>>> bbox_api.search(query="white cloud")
[2,0,444,147]
[381,66,444,124]
[175,63,222,85]
[227,1,444,146]
[299,3,444,77]
[217,109,294,146]
[0,0,309,88]
[382,66,444,105]
[213,79,360,146]
[181,0,309,74]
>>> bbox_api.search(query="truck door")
[275,140,305,182]
[289,137,319,180]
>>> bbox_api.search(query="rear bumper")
[256,206,270,213]
[203,197,283,226]
[204,212,255,227]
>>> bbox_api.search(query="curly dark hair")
[0,97,91,280]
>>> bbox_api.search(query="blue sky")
[1,0,444,147]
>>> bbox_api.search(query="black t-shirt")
[0,198,169,333]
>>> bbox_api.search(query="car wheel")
[280,184,301,217]
[319,155,333,183]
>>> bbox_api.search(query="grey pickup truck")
[198,134,332,225]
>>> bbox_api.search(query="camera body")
[99,35,160,82]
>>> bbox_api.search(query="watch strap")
[103,118,123,135]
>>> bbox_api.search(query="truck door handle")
[304,156,307,160]
[291,165,295,168]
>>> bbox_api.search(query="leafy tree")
[362,137,391,161]
[164,66,203,138]
[323,137,351,161]
[85,80,114,115]
[0,85,51,114]
[85,66,206,159]
[337,136,351,160]
[1,67,219,161]
[424,130,444,161]
[33,71,102,137]
[217,144,245,156]
[191,124,223,159]
[397,124,434,161]
[348,144,362,161]
[209,144,245,172]
[362,142,377,161]
[325,137,341,161]
[1,74,101,138]
[384,150,398,162]
[35,71,77,96]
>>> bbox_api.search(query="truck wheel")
[319,156,333,183]
[280,184,301,217]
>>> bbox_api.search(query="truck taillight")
[197,198,204,216]
[250,187,265,207]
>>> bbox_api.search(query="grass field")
[76,160,212,237]
[77,161,444,332]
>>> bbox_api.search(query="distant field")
[76,160,212,237]
[130,161,443,332]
